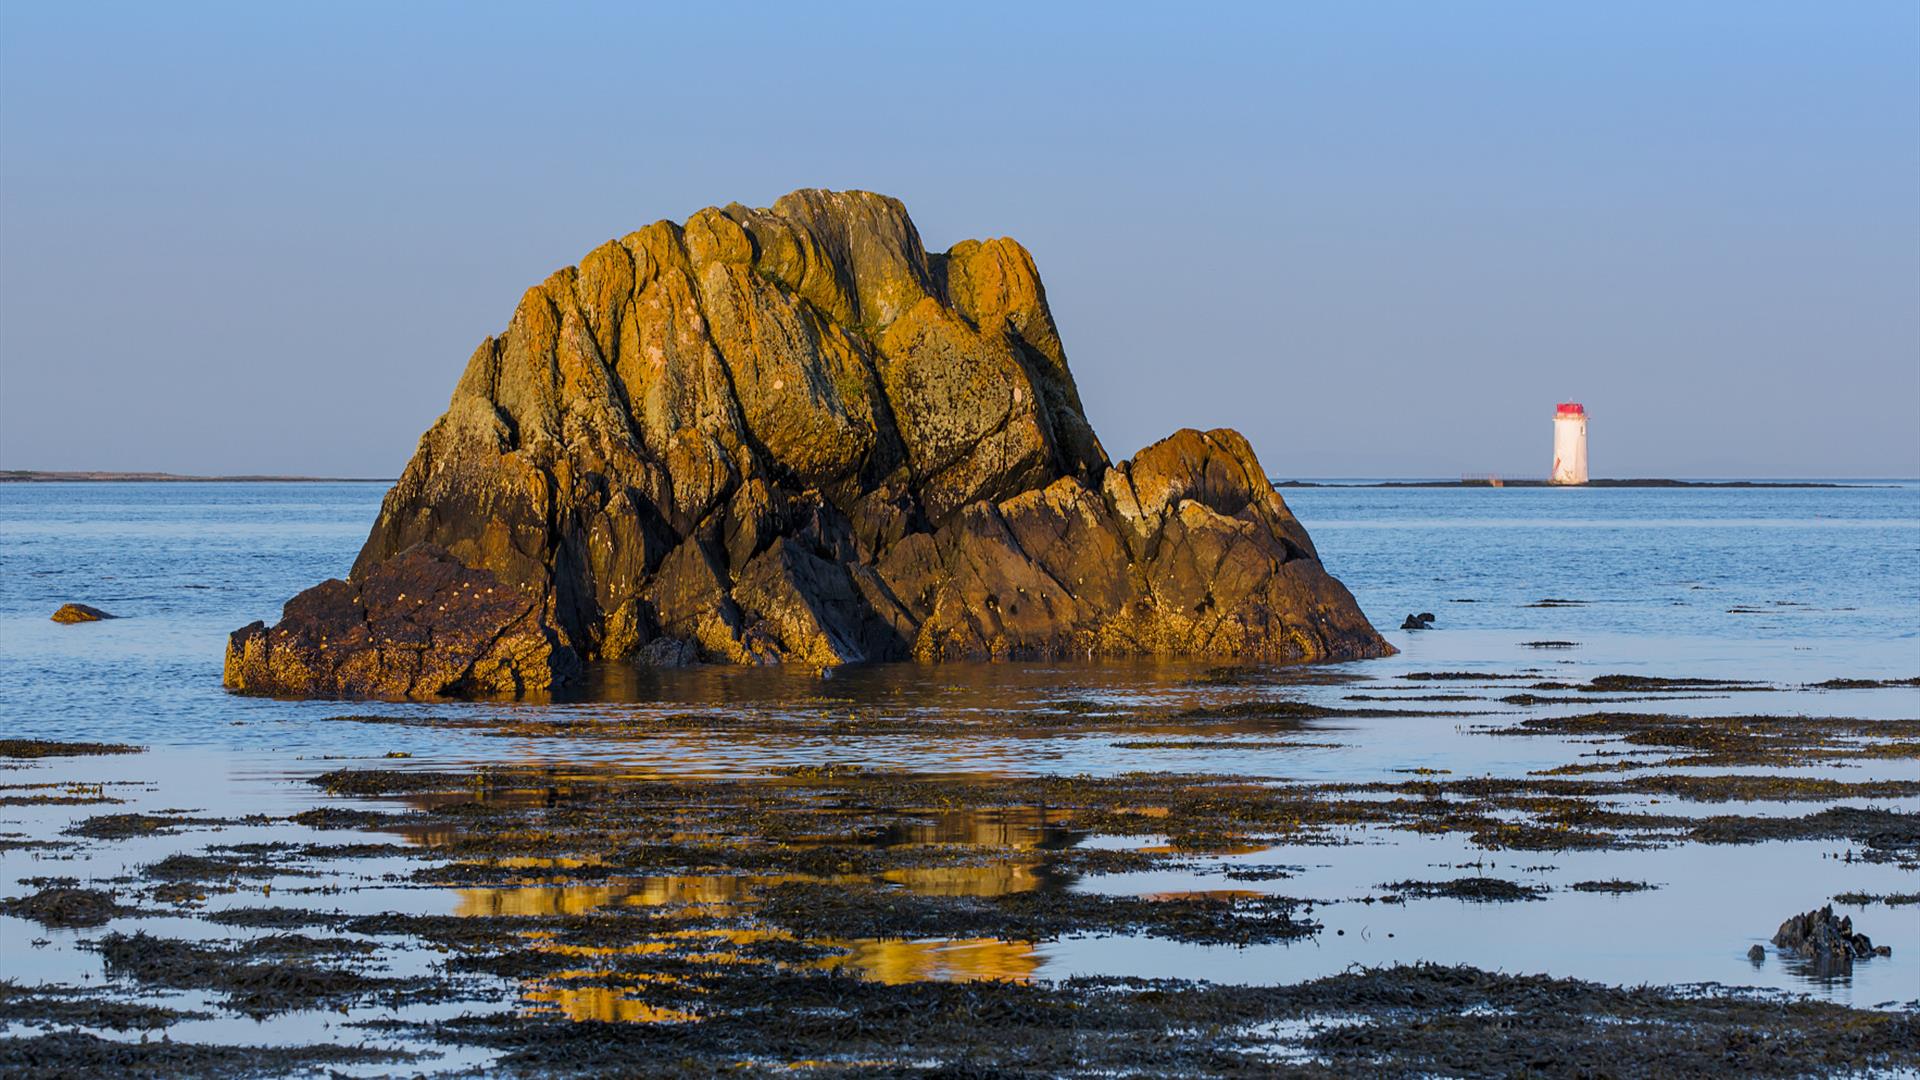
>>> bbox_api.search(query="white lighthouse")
[1550,402,1588,485]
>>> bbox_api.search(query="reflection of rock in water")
[457,883,635,918]
[816,938,1041,985]
[867,805,1083,850]
[454,857,1057,921]
[455,874,782,918]
[881,862,1045,897]
[510,923,1038,1022]
[523,982,697,1024]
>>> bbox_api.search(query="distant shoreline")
[0,470,1881,489]
[1273,478,1860,489]
[0,471,394,483]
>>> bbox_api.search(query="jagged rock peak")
[225,189,1390,697]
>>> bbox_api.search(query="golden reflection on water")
[540,925,773,954]
[610,873,771,907]
[511,928,1039,1023]
[521,932,1038,1007]
[452,872,833,918]
[491,855,606,870]
[877,805,1076,848]
[812,937,1041,984]
[453,852,1052,919]
[456,884,635,917]
[523,982,699,1024]
[880,861,1042,896]
[392,764,1093,1020]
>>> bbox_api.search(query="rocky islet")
[225,190,1389,697]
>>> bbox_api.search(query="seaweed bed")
[0,1031,406,1079]
[4,677,1919,1076]
[87,931,412,1018]
[0,739,141,760]
[0,886,136,928]
[1381,877,1548,902]
[3,961,1913,1078]
[386,963,1918,1079]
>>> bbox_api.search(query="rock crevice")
[226,189,1391,697]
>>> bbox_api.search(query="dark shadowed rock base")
[224,546,576,697]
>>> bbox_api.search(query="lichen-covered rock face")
[226,189,1390,697]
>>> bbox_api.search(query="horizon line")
[3,469,1914,486]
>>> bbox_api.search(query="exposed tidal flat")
[1,481,1916,1076]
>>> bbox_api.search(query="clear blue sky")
[2,2,1915,478]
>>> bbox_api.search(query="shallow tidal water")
[1,480,1917,1071]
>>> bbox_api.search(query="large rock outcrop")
[226,190,1390,697]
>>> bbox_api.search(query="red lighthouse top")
[1555,402,1585,416]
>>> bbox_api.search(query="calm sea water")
[1,480,1914,745]
[1,480,1917,1037]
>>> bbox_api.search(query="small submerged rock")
[1771,904,1890,971]
[51,603,116,624]
[1400,612,1436,630]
